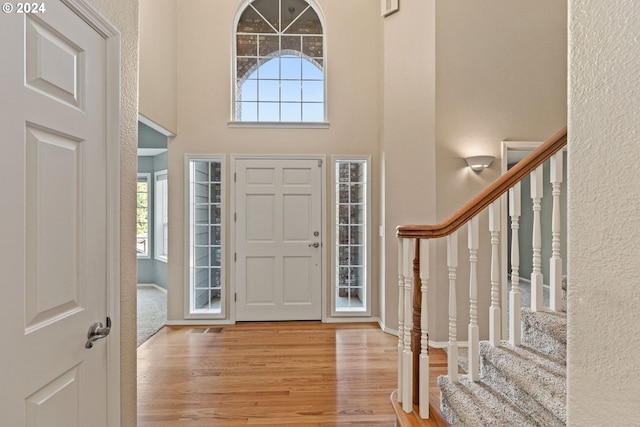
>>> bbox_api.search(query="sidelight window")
[187,157,225,317]
[334,158,370,315]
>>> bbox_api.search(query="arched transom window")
[235,0,325,123]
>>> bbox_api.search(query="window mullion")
[236,0,324,123]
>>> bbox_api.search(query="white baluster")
[419,239,430,419]
[447,232,459,383]
[501,194,509,341]
[509,183,521,345]
[467,217,480,381]
[531,166,544,311]
[397,238,405,403]
[402,238,414,413]
[489,200,501,346]
[550,151,564,311]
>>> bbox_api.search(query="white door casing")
[0,1,120,426]
[235,158,323,321]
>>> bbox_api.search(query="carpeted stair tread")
[438,375,536,427]
[521,308,566,344]
[480,341,566,425]
[521,308,567,360]
[482,341,566,377]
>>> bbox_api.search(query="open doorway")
[137,117,171,346]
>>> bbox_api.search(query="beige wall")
[139,0,177,133]
[431,0,567,341]
[568,1,640,424]
[380,1,437,332]
[167,0,382,322]
[87,0,139,425]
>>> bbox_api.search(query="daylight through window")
[235,0,324,122]
[137,174,150,258]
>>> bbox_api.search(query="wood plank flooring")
[137,322,449,426]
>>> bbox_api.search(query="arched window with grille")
[234,0,325,123]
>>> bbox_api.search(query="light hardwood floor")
[138,322,448,426]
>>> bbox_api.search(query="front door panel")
[236,159,322,321]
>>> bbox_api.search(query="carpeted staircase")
[438,308,567,426]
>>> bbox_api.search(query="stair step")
[480,341,566,426]
[521,308,567,360]
[390,390,450,427]
[438,375,536,427]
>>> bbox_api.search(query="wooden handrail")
[397,127,567,239]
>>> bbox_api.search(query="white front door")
[235,158,323,321]
[0,1,119,425]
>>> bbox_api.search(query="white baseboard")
[165,319,236,326]
[377,319,399,336]
[323,316,380,324]
[137,283,167,293]
[509,276,550,289]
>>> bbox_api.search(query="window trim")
[227,120,330,129]
[184,154,226,320]
[154,170,168,263]
[136,173,151,259]
[331,156,372,317]
[230,0,328,125]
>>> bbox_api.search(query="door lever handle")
[85,317,111,349]
[308,242,320,248]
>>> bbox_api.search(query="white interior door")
[0,1,118,425]
[235,158,323,321]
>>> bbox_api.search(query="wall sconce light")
[465,155,495,172]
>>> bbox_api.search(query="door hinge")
[234,292,237,302]
[234,212,237,222]
[318,159,323,167]
[234,252,237,262]
[234,172,237,182]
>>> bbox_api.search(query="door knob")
[85,317,111,349]
[309,242,320,248]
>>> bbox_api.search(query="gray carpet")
[440,303,567,426]
[137,285,167,347]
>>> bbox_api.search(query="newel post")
[397,238,405,403]
[412,239,421,407]
[402,238,414,413]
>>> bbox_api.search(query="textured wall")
[568,1,640,424]
[87,0,138,425]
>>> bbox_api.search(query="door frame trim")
[230,154,327,323]
[61,0,122,424]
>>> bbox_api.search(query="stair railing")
[395,127,567,418]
